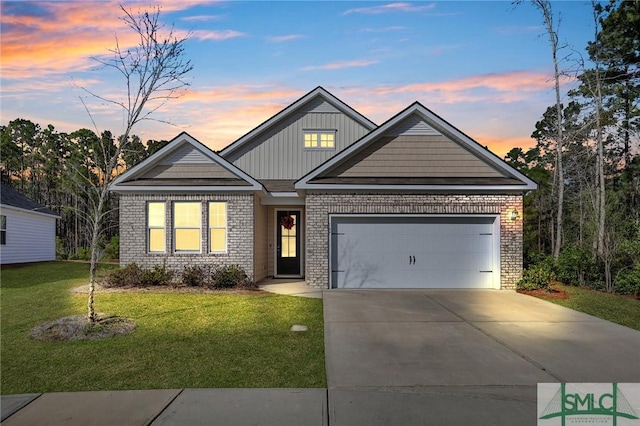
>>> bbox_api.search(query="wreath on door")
[280,215,295,230]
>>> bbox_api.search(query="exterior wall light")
[510,210,520,220]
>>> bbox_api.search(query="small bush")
[555,244,593,286]
[615,264,640,297]
[77,247,91,261]
[518,257,555,291]
[102,263,145,288]
[211,265,253,289]
[182,265,209,287]
[55,237,67,260]
[141,262,175,286]
[103,236,120,261]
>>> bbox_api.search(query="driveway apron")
[322,289,640,426]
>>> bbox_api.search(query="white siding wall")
[0,207,57,264]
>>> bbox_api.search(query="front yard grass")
[0,262,325,395]
[531,283,640,331]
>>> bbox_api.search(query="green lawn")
[0,262,326,395]
[534,284,640,331]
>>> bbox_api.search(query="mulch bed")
[31,314,136,342]
[516,287,569,300]
[70,284,262,295]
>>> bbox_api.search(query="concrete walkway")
[3,289,640,425]
[259,278,323,299]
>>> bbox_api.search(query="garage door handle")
[409,255,415,265]
[480,270,493,273]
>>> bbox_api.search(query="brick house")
[110,87,536,289]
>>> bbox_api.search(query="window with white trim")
[304,130,335,149]
[209,202,227,253]
[147,203,165,253]
[174,202,201,252]
[0,215,6,245]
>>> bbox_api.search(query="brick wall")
[119,193,255,280]
[305,193,523,289]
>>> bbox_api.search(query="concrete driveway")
[323,290,640,425]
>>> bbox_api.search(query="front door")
[276,210,301,276]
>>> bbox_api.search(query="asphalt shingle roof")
[0,183,59,216]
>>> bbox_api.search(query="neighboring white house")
[0,183,59,265]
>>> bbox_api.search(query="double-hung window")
[174,202,201,252]
[304,130,335,149]
[147,203,165,253]
[0,215,6,245]
[209,202,227,253]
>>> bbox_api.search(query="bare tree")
[80,5,192,323]
[516,0,566,260]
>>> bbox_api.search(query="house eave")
[294,183,537,193]
[0,203,61,219]
[110,184,262,193]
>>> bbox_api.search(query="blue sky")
[1,1,597,156]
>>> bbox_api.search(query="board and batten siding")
[224,103,371,180]
[0,207,57,264]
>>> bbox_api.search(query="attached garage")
[296,102,538,290]
[330,215,500,289]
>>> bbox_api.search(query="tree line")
[507,0,639,295]
[0,119,169,259]
[0,1,636,298]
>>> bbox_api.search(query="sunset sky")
[1,1,596,157]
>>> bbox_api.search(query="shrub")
[182,265,209,287]
[555,244,591,286]
[103,236,120,261]
[141,262,175,286]
[211,264,253,289]
[517,257,555,291]
[77,247,91,261]
[55,237,67,260]
[102,263,145,288]
[615,264,640,297]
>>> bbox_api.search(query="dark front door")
[276,210,301,276]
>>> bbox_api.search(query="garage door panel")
[331,216,498,289]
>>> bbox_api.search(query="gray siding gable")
[159,144,212,165]
[220,87,376,180]
[110,132,262,192]
[296,102,538,191]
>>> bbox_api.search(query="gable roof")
[296,102,538,192]
[219,86,377,158]
[110,132,263,192]
[0,184,59,217]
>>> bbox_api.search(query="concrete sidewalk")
[1,389,328,426]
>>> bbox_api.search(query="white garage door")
[330,216,498,289]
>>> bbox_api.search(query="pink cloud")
[301,60,379,71]
[267,34,305,43]
[190,29,246,41]
[344,2,436,15]
[0,1,225,79]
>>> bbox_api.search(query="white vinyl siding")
[0,208,56,264]
[209,202,227,253]
[174,202,201,252]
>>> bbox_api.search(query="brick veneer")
[304,193,523,289]
[119,193,255,280]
